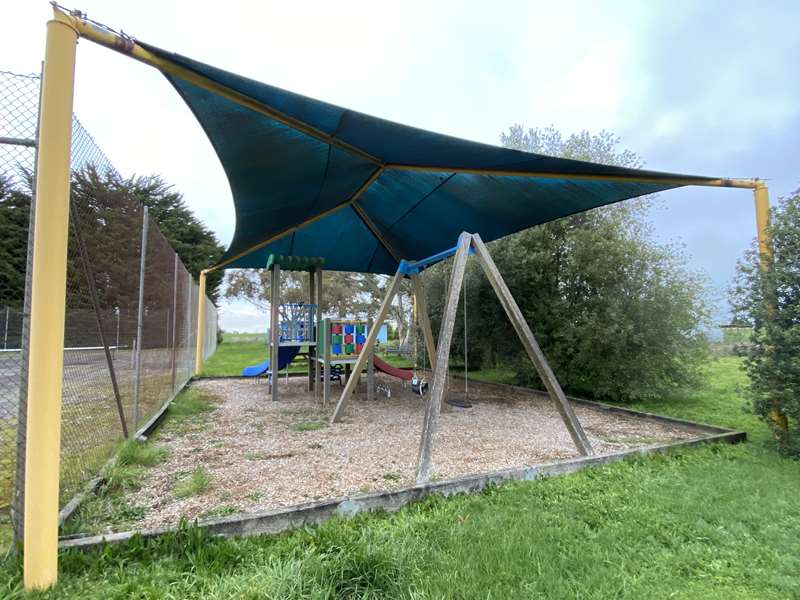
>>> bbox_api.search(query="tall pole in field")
[754,183,771,263]
[23,8,78,590]
[194,269,208,374]
[753,183,787,431]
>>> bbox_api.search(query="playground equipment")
[316,318,376,405]
[242,302,315,379]
[328,232,595,485]
[22,5,776,589]
[242,344,302,378]
[372,355,413,381]
[258,255,324,401]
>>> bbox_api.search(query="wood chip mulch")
[127,374,698,530]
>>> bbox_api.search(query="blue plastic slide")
[242,345,301,377]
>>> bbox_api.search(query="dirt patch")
[128,374,698,530]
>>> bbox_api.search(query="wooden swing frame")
[330,232,594,484]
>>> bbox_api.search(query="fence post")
[170,253,179,393]
[131,205,149,434]
[23,9,78,590]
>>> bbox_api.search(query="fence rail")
[0,70,217,544]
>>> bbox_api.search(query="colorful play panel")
[320,319,369,359]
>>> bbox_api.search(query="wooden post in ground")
[308,269,316,393]
[330,270,404,422]
[314,267,323,399]
[415,233,471,484]
[270,263,280,401]
[323,318,331,405]
[470,233,593,456]
[367,317,375,401]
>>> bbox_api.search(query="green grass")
[222,332,268,344]
[115,440,167,469]
[201,341,310,377]
[164,388,216,421]
[59,439,168,538]
[199,505,238,520]
[2,357,799,599]
[173,468,211,499]
[61,389,214,537]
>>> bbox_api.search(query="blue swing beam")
[398,232,474,276]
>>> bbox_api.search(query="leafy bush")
[731,188,800,456]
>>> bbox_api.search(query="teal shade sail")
[139,41,717,274]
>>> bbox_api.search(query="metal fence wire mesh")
[0,70,217,543]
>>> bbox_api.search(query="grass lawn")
[201,333,407,377]
[2,357,798,599]
[200,341,310,377]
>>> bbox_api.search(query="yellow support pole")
[194,270,208,375]
[23,8,78,591]
[753,184,788,431]
[754,183,771,263]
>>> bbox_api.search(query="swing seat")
[446,396,472,408]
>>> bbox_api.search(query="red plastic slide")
[372,355,414,381]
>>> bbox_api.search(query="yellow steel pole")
[194,269,208,374]
[23,8,78,591]
[753,184,788,431]
[754,183,771,262]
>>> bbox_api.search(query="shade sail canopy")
[140,42,717,275]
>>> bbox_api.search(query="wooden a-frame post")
[470,233,593,456]
[330,270,404,422]
[414,232,593,484]
[412,274,437,371]
[415,233,471,483]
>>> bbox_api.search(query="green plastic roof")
[265,254,325,272]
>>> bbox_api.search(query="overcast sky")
[5,1,799,331]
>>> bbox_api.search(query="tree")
[423,126,709,403]
[224,269,414,336]
[731,189,800,456]
[82,168,225,302]
[0,167,225,307]
[0,174,32,307]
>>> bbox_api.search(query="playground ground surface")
[65,373,701,534]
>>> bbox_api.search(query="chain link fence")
[0,70,218,545]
